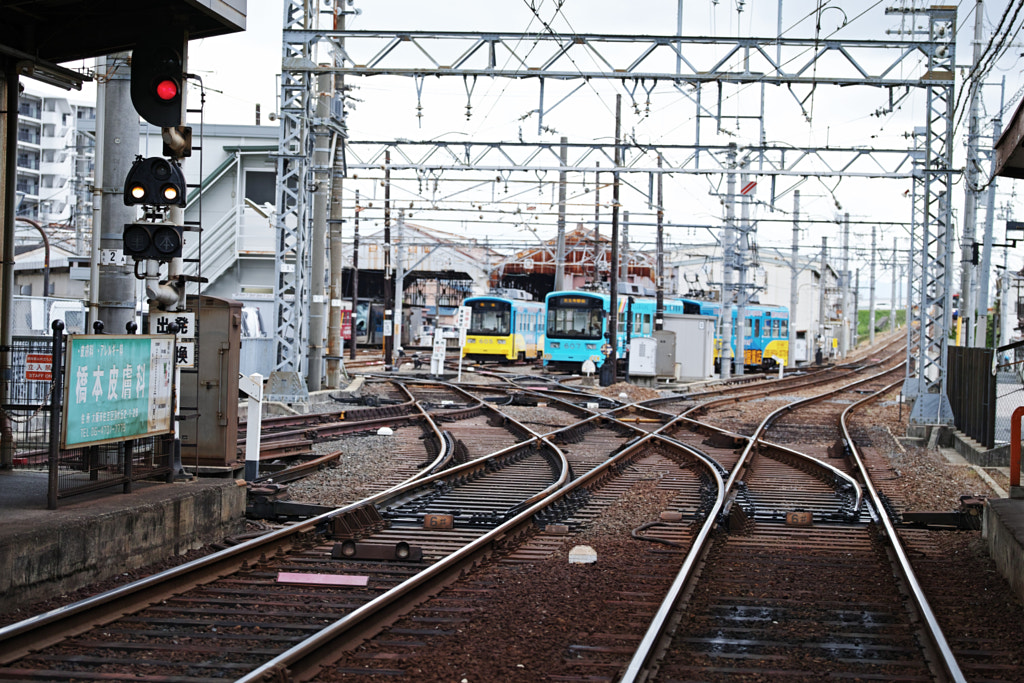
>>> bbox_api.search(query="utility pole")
[734,164,750,377]
[960,0,985,347]
[327,8,348,387]
[621,211,629,282]
[819,237,828,363]
[976,77,1004,348]
[720,145,737,380]
[350,190,360,360]
[383,152,393,370]
[869,225,877,345]
[554,136,567,291]
[840,213,850,359]
[892,236,899,331]
[788,190,800,368]
[307,70,331,391]
[394,211,405,355]
[602,94,621,387]
[655,154,664,330]
[593,161,601,285]
[95,53,139,333]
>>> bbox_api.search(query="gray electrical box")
[654,329,676,377]
[177,295,242,470]
[663,313,716,381]
[629,336,658,376]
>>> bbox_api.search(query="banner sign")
[62,334,175,448]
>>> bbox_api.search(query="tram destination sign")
[61,334,176,448]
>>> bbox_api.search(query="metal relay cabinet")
[176,295,242,470]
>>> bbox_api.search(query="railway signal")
[123,156,186,207]
[130,34,184,128]
[121,223,184,262]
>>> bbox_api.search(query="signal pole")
[94,53,138,333]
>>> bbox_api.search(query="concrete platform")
[942,427,1024,604]
[984,498,1024,603]
[0,469,246,612]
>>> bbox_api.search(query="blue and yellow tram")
[542,290,701,371]
[698,301,789,370]
[543,290,789,372]
[461,294,546,362]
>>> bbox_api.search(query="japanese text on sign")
[62,335,175,448]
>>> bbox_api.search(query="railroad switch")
[900,495,987,531]
[247,483,336,521]
[327,503,388,539]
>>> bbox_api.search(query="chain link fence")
[3,333,171,507]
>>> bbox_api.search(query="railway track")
[3,339,1019,681]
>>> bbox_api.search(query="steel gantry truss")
[275,5,958,421]
[908,6,957,425]
[273,0,315,378]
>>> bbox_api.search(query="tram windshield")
[547,296,604,339]
[468,300,511,335]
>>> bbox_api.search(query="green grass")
[856,308,905,338]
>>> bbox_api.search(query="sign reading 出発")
[61,334,176,448]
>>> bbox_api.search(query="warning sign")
[740,181,757,195]
[25,353,52,381]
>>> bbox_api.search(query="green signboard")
[62,334,176,448]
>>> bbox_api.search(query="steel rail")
[238,417,712,681]
[619,360,906,681]
[0,387,463,663]
[840,379,967,683]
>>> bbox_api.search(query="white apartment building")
[15,84,96,254]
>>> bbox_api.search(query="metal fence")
[945,341,1024,454]
[946,346,996,448]
[3,332,172,508]
[995,342,1024,449]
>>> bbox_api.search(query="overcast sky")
[45,1,1024,293]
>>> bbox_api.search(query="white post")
[241,372,264,481]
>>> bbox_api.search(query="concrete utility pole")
[602,94,621,387]
[869,226,877,345]
[976,78,1004,348]
[892,236,899,331]
[655,154,664,330]
[394,212,405,354]
[621,211,629,281]
[307,70,331,391]
[734,165,750,377]
[592,161,601,284]
[840,213,851,359]
[819,237,828,362]
[383,152,393,370]
[350,190,360,360]
[720,145,737,380]
[95,53,139,333]
[960,0,985,348]
[788,190,800,368]
[327,82,346,386]
[854,269,861,349]
[327,7,348,385]
[554,136,567,291]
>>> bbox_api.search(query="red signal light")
[156,79,178,101]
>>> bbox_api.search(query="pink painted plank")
[276,571,368,587]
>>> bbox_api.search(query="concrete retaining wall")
[0,480,246,612]
[984,498,1024,604]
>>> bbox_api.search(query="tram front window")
[547,300,603,339]
[469,303,510,335]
